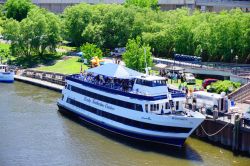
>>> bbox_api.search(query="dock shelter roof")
[165,66,184,72]
[86,63,143,78]
[155,63,167,69]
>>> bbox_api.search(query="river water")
[0,82,250,166]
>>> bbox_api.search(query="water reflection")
[59,110,203,162]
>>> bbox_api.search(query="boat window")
[165,102,170,109]
[145,104,148,113]
[176,101,179,110]
[136,79,166,87]
[150,104,153,111]
[157,104,159,110]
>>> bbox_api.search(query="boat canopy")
[86,63,143,78]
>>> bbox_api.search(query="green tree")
[0,47,9,64]
[80,43,103,62]
[99,5,135,49]
[3,8,61,66]
[123,37,152,72]
[142,25,175,57]
[61,4,250,64]
[63,3,93,46]
[125,0,159,10]
[4,0,33,21]
[82,23,104,48]
[210,80,241,94]
[2,19,21,59]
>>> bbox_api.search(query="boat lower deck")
[57,104,187,147]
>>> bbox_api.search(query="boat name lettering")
[92,99,105,107]
[84,97,114,110]
[141,117,151,120]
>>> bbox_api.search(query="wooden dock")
[14,75,63,92]
[195,116,250,155]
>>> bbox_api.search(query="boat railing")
[71,74,134,94]
[168,88,186,98]
[68,74,172,101]
[69,74,186,98]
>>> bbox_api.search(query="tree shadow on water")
[58,110,203,162]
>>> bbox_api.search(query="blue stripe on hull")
[58,104,186,147]
[0,80,14,83]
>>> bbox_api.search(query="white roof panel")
[86,63,143,78]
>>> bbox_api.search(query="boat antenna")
[144,48,148,75]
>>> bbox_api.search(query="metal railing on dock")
[21,70,67,86]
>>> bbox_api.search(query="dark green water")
[0,82,249,166]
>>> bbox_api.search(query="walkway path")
[14,75,63,92]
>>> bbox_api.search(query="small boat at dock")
[0,65,14,83]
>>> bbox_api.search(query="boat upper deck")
[66,74,185,101]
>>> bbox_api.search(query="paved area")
[14,75,63,92]
[236,102,250,113]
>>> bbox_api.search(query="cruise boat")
[57,63,205,147]
[0,65,14,83]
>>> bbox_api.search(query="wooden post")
[232,114,240,151]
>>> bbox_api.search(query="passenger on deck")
[110,78,114,88]
[161,106,164,115]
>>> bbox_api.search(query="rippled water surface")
[0,82,250,166]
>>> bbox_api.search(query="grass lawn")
[58,45,78,52]
[36,57,88,74]
[168,78,203,90]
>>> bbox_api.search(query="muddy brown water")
[0,82,250,166]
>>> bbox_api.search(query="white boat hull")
[57,80,205,147]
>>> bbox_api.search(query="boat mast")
[144,48,149,75]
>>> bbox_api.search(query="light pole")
[231,49,235,74]
[235,55,238,75]
[172,48,176,84]
[200,48,203,68]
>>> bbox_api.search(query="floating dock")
[14,75,63,92]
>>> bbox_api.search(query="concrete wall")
[31,0,196,13]
[196,0,250,12]
[1,0,249,12]
[230,75,250,85]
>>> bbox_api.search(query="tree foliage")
[0,47,9,64]
[3,8,61,66]
[62,4,250,63]
[123,37,152,72]
[210,80,241,94]
[80,43,103,62]
[125,0,159,10]
[63,3,93,46]
[4,0,33,21]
